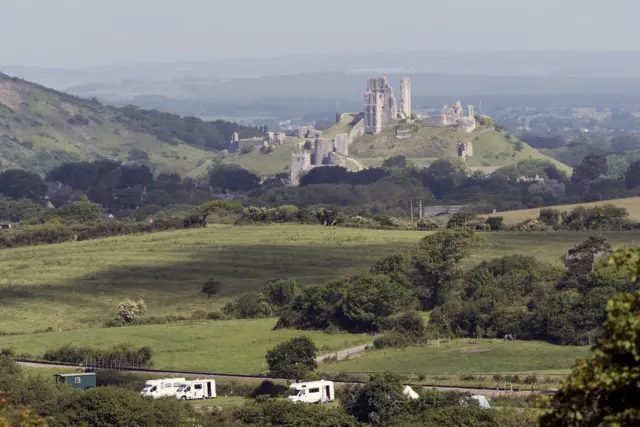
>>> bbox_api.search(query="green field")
[489,197,640,225]
[320,339,588,375]
[0,225,425,333]
[1,319,371,374]
[1,225,639,334]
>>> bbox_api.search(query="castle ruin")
[364,76,410,134]
[228,132,286,153]
[399,78,412,120]
[422,99,477,133]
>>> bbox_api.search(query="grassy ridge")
[489,197,640,225]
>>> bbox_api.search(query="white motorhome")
[140,378,186,398]
[174,380,216,400]
[287,380,335,404]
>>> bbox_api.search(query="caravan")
[141,378,186,398]
[287,380,335,404]
[174,380,216,400]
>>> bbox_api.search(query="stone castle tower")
[364,77,398,134]
[364,91,384,134]
[400,78,411,119]
[290,145,311,185]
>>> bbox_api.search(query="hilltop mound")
[346,122,571,173]
[0,73,262,175]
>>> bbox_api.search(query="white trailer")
[140,378,186,398]
[174,379,216,400]
[287,380,335,404]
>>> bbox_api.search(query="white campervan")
[141,378,186,398]
[287,380,335,404]
[174,379,216,400]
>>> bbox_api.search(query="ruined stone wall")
[400,78,411,119]
[396,128,411,139]
[364,91,384,134]
[290,152,311,185]
[313,138,333,165]
[334,133,349,156]
[328,151,346,167]
[457,118,477,133]
[348,119,365,141]
[458,141,473,158]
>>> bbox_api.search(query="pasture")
[1,224,639,333]
[320,339,589,375]
[1,318,371,374]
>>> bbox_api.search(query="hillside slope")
[0,73,261,175]
[487,196,640,225]
[346,123,572,173]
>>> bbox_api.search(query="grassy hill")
[1,224,639,334]
[0,73,261,176]
[343,122,571,173]
[488,196,640,225]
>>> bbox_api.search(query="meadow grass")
[319,339,588,375]
[1,224,640,334]
[1,318,372,374]
[487,197,640,225]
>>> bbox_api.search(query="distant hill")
[339,121,572,173]
[0,73,262,176]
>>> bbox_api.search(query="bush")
[417,218,445,230]
[116,299,147,324]
[514,219,554,232]
[0,224,75,249]
[373,332,412,349]
[342,215,380,229]
[266,337,318,379]
[486,216,504,231]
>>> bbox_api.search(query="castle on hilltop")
[363,76,476,134]
[289,76,481,185]
[364,77,412,134]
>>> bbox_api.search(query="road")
[16,359,550,396]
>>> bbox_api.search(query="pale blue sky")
[0,0,636,67]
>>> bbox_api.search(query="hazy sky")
[1,0,637,68]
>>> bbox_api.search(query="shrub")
[447,211,478,228]
[116,299,147,324]
[514,219,554,232]
[417,217,446,230]
[486,216,504,231]
[373,332,412,349]
[43,344,153,367]
[342,216,380,229]
[266,337,318,379]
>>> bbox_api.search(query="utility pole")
[410,200,414,222]
[419,200,423,220]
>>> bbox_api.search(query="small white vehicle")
[174,379,216,400]
[140,378,186,398]
[287,380,335,404]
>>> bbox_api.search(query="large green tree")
[0,169,47,200]
[265,336,318,380]
[540,248,640,426]
[414,228,477,310]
